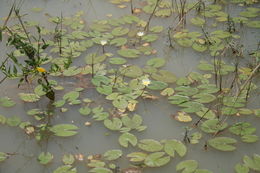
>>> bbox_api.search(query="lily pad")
[63,91,80,102]
[164,140,187,157]
[193,93,216,103]
[89,167,113,173]
[168,95,190,105]
[85,53,107,64]
[38,152,53,165]
[176,160,198,173]
[104,149,123,161]
[200,119,228,133]
[19,93,40,102]
[0,152,8,162]
[243,154,260,171]
[50,124,78,137]
[53,165,77,173]
[175,86,199,96]
[229,122,256,136]
[234,163,249,173]
[79,106,91,116]
[147,81,168,90]
[119,132,138,148]
[62,154,75,165]
[0,97,16,107]
[104,118,122,131]
[138,139,163,152]
[146,58,166,68]
[117,49,141,58]
[190,17,205,26]
[127,152,147,162]
[151,70,177,83]
[112,27,129,36]
[123,65,143,78]
[208,137,237,151]
[241,135,259,143]
[109,57,127,65]
[144,152,171,167]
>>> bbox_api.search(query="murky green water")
[0,0,260,173]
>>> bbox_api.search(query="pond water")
[0,0,260,173]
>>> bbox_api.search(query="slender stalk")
[14,8,31,43]
[130,0,134,14]
[144,0,162,31]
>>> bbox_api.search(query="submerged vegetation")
[0,0,259,173]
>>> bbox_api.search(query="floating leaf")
[195,169,213,173]
[192,43,207,52]
[6,116,21,127]
[0,152,8,162]
[151,70,177,83]
[208,137,237,151]
[160,88,174,96]
[104,118,122,131]
[112,27,129,36]
[122,114,143,130]
[175,86,199,96]
[53,100,66,108]
[89,167,112,173]
[150,26,164,33]
[174,111,192,122]
[176,160,198,173]
[144,152,170,167]
[147,81,168,90]
[123,65,143,78]
[117,49,141,58]
[63,66,81,76]
[235,163,249,173]
[0,97,16,107]
[221,107,237,115]
[38,152,53,165]
[85,53,107,64]
[109,57,127,65]
[241,135,259,143]
[79,106,91,116]
[196,108,216,119]
[190,132,202,144]
[146,58,166,68]
[110,37,127,46]
[138,139,163,152]
[200,119,228,134]
[0,115,6,124]
[180,101,203,113]
[142,34,158,42]
[229,122,256,136]
[62,154,75,165]
[104,149,122,161]
[246,21,260,28]
[97,85,113,95]
[243,154,260,171]
[119,132,138,147]
[19,93,40,102]
[53,165,77,173]
[190,17,205,26]
[177,38,193,47]
[193,93,216,103]
[168,95,190,105]
[50,124,78,137]
[127,152,147,162]
[164,140,187,157]
[63,91,80,102]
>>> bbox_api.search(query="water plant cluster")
[0,0,259,173]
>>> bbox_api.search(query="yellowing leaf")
[174,111,192,122]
